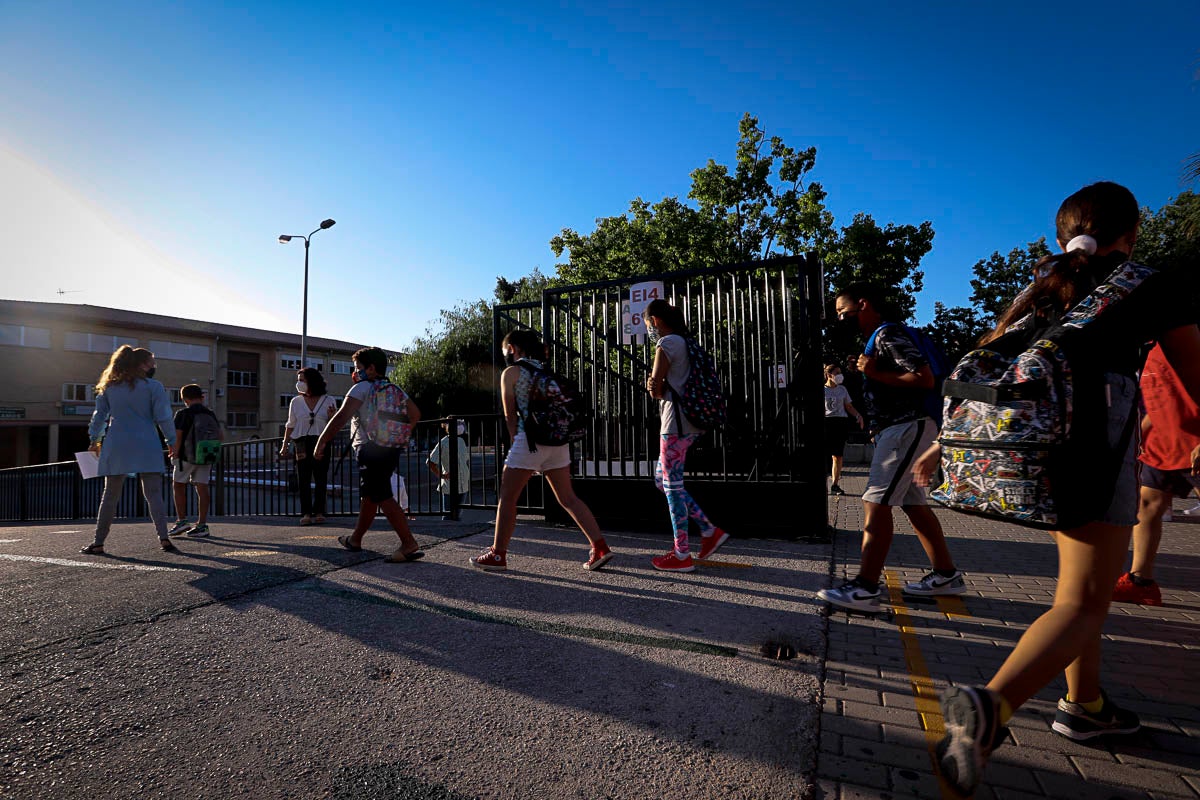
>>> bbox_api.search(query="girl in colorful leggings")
[643,299,729,572]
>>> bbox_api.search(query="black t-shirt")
[174,404,217,439]
[863,325,931,430]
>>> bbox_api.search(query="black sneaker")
[829,484,846,496]
[937,686,1008,797]
[1051,690,1140,741]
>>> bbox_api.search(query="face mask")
[645,326,660,345]
[145,367,156,379]
[352,367,367,383]
[833,374,845,385]
[503,350,516,366]
[295,381,308,394]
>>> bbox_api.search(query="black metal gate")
[492,255,827,538]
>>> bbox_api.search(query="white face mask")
[295,381,308,394]
[832,374,844,385]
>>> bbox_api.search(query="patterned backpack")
[931,261,1155,529]
[362,379,412,448]
[673,337,727,431]
[517,360,590,451]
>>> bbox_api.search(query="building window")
[62,383,95,402]
[329,359,354,375]
[280,356,302,371]
[148,339,209,363]
[0,324,51,349]
[279,394,296,409]
[164,388,187,407]
[305,357,323,372]
[64,332,139,353]
[227,411,258,429]
[227,370,258,388]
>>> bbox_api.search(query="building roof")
[0,298,396,355]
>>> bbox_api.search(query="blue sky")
[2,1,1197,352]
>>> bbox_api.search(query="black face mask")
[834,315,860,336]
[504,351,516,366]
[145,368,157,379]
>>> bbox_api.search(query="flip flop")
[385,549,425,563]
[337,535,362,552]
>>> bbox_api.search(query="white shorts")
[172,459,212,485]
[504,431,572,473]
[863,418,937,506]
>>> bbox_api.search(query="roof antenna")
[57,289,82,296]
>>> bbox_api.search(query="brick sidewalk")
[815,468,1200,800]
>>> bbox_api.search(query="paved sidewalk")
[816,468,1200,800]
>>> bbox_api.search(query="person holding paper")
[79,346,178,555]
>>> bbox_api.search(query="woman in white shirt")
[280,367,337,524]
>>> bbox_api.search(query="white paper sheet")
[75,451,100,480]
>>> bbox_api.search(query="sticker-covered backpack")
[673,337,727,431]
[362,379,412,448]
[517,360,589,451]
[931,261,1155,529]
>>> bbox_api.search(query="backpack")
[670,337,728,431]
[930,261,1156,530]
[865,323,951,426]
[362,379,412,448]
[517,359,589,451]
[184,407,222,465]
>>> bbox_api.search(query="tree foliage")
[392,299,497,419]
[1135,191,1200,268]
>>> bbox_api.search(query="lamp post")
[278,219,336,366]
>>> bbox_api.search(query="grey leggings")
[93,473,170,545]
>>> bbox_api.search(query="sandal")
[385,548,425,563]
[299,515,313,526]
[80,543,105,555]
[337,535,362,552]
[313,515,326,525]
[159,539,177,552]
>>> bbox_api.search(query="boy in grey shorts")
[169,384,221,537]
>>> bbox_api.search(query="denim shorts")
[356,443,400,504]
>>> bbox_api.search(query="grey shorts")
[863,417,938,506]
[172,459,212,485]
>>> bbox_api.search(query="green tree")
[822,214,935,324]
[1134,192,1200,267]
[393,299,497,418]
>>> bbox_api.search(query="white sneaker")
[1181,503,1200,517]
[818,580,881,612]
[904,570,967,596]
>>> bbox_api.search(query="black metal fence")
[492,255,827,535]
[0,415,509,524]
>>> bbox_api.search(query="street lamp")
[278,218,336,366]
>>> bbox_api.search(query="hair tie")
[1065,234,1097,255]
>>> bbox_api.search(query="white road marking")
[0,539,24,543]
[51,530,84,534]
[0,554,184,572]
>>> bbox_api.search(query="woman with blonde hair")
[80,346,179,554]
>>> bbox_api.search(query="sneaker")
[695,529,730,560]
[651,551,695,573]
[186,523,211,538]
[937,686,1008,798]
[1181,502,1200,516]
[903,569,967,597]
[1051,690,1140,741]
[168,520,192,536]
[584,544,614,571]
[470,546,507,572]
[829,484,846,496]
[1112,572,1163,606]
[817,579,881,612]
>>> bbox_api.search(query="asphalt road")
[0,513,828,799]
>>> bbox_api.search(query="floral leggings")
[655,434,715,555]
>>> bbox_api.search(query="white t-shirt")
[286,394,337,437]
[345,380,376,449]
[824,384,851,418]
[429,435,471,494]
[656,333,701,436]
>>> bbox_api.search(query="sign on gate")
[621,281,664,344]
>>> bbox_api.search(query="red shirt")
[1139,344,1200,471]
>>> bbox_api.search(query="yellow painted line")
[694,559,753,569]
[220,549,276,558]
[882,570,958,799]
[935,595,970,619]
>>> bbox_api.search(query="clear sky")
[2,1,1197,352]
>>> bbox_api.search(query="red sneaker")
[470,546,507,572]
[1112,572,1162,606]
[584,543,614,571]
[696,529,730,561]
[651,551,695,573]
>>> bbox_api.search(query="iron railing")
[0,415,516,523]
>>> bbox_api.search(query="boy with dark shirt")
[169,384,222,537]
[817,283,966,612]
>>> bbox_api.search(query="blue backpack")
[864,323,951,426]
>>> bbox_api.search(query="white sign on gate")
[621,281,665,345]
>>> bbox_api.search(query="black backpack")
[517,360,590,451]
[184,407,222,465]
